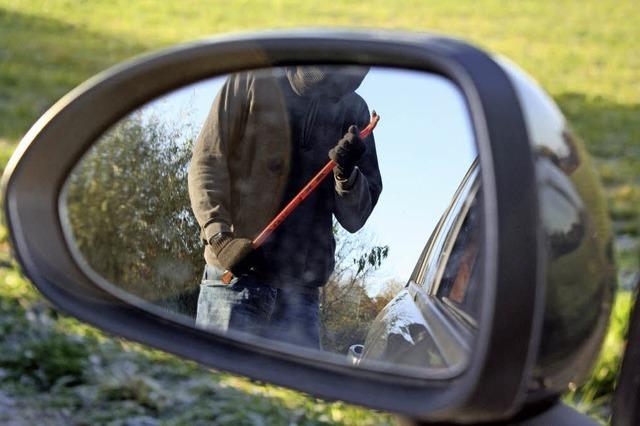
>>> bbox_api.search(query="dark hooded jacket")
[188,67,382,290]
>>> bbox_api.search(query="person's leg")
[264,287,321,349]
[196,264,276,337]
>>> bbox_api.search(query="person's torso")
[207,71,366,289]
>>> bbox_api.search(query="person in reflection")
[187,66,382,349]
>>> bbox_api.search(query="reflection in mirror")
[62,66,478,377]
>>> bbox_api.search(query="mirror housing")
[3,30,562,422]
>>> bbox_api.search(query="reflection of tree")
[66,113,202,315]
[320,227,401,354]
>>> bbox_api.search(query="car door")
[355,161,480,375]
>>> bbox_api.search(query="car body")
[350,160,479,375]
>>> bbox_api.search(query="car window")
[414,165,480,323]
[436,201,480,320]
[416,165,478,290]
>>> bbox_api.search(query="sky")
[141,67,476,294]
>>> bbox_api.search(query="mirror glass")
[62,66,479,378]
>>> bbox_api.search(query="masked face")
[286,66,369,98]
[285,66,332,96]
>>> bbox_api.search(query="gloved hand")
[210,232,254,274]
[328,125,366,179]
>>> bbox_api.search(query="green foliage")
[65,113,202,316]
[354,245,389,274]
[0,324,89,390]
[0,265,394,424]
[321,281,380,354]
[563,291,634,422]
[0,267,89,390]
[320,227,393,354]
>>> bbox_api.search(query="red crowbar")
[221,111,380,284]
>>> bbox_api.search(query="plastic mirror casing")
[498,58,616,405]
[2,30,538,422]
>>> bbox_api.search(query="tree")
[320,226,393,354]
[65,112,202,316]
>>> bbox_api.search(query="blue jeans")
[195,265,321,349]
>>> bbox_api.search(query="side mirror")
[2,30,614,423]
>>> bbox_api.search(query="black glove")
[210,232,254,274]
[328,125,366,179]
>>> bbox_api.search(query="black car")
[350,160,479,375]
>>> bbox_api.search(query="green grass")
[1,1,639,139]
[0,263,394,424]
[1,0,639,423]
[2,1,639,233]
[564,291,635,422]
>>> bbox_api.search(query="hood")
[286,65,369,99]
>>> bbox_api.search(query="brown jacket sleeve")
[187,73,251,243]
[333,100,383,233]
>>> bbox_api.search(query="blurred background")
[0,1,637,424]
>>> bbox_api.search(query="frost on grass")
[0,265,394,425]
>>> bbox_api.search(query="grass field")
[1,1,639,424]
[1,0,638,241]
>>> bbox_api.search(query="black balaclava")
[285,66,369,99]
